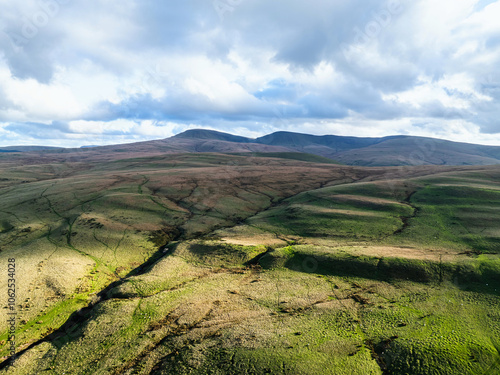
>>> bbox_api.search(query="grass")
[228,152,341,164]
[4,248,497,374]
[244,172,500,254]
[392,183,500,252]
[247,182,415,241]
[1,154,499,374]
[1,153,355,360]
[257,244,500,289]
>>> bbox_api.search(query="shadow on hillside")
[0,235,183,370]
[259,251,500,297]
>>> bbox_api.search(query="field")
[0,151,499,374]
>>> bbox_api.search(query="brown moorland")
[1,144,499,374]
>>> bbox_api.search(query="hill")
[172,129,500,166]
[173,128,252,143]
[0,145,63,152]
[3,129,500,167]
[252,131,500,166]
[1,151,499,374]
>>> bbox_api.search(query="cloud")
[1,0,500,147]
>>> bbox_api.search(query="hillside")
[0,150,499,374]
[5,129,500,167]
[174,129,500,166]
[0,146,63,153]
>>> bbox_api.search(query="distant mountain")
[332,136,500,166]
[174,129,252,143]
[0,146,63,152]
[3,129,500,166]
[255,131,389,150]
[169,129,500,166]
[253,131,399,161]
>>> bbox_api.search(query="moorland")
[1,130,499,374]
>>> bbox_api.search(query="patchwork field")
[0,151,499,374]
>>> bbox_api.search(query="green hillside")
[0,153,499,374]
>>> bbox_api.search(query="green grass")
[228,152,341,164]
[1,156,500,374]
[390,182,500,252]
[247,182,414,241]
[5,250,497,374]
[257,245,500,289]
[245,173,500,253]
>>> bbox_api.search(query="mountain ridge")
[3,129,500,167]
[173,129,500,166]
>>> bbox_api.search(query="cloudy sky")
[0,0,500,147]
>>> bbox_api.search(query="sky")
[0,0,500,147]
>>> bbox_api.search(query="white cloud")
[0,63,82,122]
[1,0,500,147]
[383,73,492,112]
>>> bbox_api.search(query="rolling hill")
[0,146,63,153]
[1,150,499,374]
[174,129,500,166]
[1,140,500,374]
[5,129,500,167]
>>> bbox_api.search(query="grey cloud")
[1,0,500,147]
[0,1,68,83]
[5,121,69,139]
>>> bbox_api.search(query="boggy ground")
[0,152,499,374]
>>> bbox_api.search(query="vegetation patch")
[1,154,500,374]
[148,226,182,247]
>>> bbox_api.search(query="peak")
[173,129,252,143]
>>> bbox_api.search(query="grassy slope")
[0,155,499,374]
[244,169,500,253]
[0,153,371,361]
[227,152,341,164]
